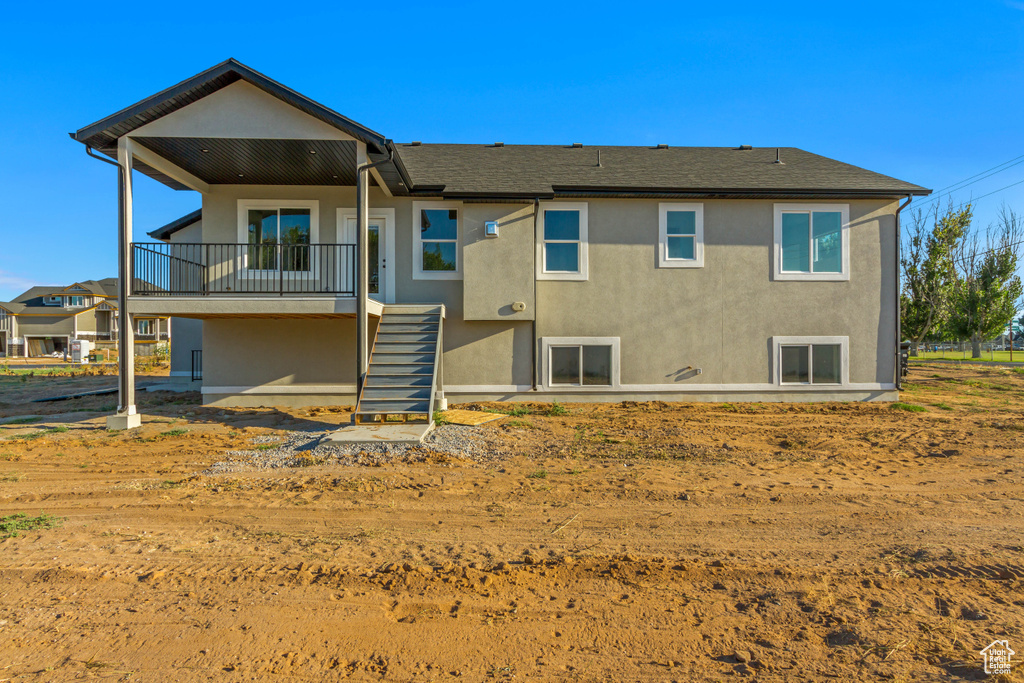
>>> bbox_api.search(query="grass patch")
[526,469,548,479]
[0,513,63,538]
[0,452,20,461]
[932,402,954,411]
[433,411,450,425]
[505,419,534,429]
[160,428,189,437]
[0,472,25,482]
[485,404,531,417]
[252,443,279,451]
[4,417,41,425]
[891,402,927,413]
[546,401,569,417]
[8,426,69,441]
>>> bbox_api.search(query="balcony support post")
[108,137,140,430]
[356,161,370,400]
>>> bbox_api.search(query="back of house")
[72,59,929,420]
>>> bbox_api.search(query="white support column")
[108,137,140,430]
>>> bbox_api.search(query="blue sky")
[1,0,1023,301]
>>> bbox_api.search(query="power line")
[912,153,1024,212]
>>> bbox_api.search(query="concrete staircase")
[353,305,444,425]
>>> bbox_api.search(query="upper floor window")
[413,201,461,280]
[773,204,849,281]
[537,202,588,281]
[66,296,85,307]
[44,296,61,306]
[659,203,704,268]
[237,200,320,273]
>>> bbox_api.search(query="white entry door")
[339,209,395,303]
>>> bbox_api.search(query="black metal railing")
[131,243,357,296]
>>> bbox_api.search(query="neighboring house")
[0,279,170,358]
[72,59,930,428]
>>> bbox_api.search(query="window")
[659,203,704,268]
[137,319,154,336]
[537,202,588,280]
[237,200,319,273]
[773,336,848,386]
[66,296,85,307]
[413,201,461,279]
[541,337,620,389]
[774,204,849,280]
[44,296,61,306]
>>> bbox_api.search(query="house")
[0,279,170,358]
[70,59,930,430]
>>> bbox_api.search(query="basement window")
[137,319,154,336]
[773,336,848,385]
[413,201,461,280]
[542,337,620,389]
[659,203,704,268]
[773,204,850,281]
[537,203,588,281]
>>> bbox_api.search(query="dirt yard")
[0,366,1021,682]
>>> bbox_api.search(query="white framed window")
[44,296,61,306]
[237,200,320,273]
[413,201,461,280]
[137,319,154,336]
[66,296,85,307]
[659,203,704,268]
[773,204,850,281]
[537,202,588,281]
[541,337,620,389]
[772,336,848,386]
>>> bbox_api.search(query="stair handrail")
[428,308,443,424]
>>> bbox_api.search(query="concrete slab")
[106,413,142,430]
[321,422,433,445]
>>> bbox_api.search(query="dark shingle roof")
[394,144,929,198]
[148,209,202,241]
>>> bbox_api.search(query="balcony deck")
[128,242,374,318]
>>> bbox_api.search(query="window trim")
[540,336,620,390]
[772,335,849,386]
[773,203,850,281]
[236,199,320,277]
[536,202,589,281]
[413,201,462,280]
[658,203,704,268]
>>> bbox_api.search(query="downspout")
[83,145,133,416]
[532,197,540,391]
[895,195,912,390]
[355,143,395,404]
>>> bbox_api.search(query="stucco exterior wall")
[190,186,897,404]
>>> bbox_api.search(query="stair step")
[373,342,436,354]
[356,399,430,412]
[375,332,438,343]
[367,363,433,374]
[361,386,432,400]
[381,313,441,322]
[378,323,439,333]
[368,352,434,363]
[353,412,431,424]
[365,375,434,387]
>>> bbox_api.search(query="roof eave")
[73,59,388,154]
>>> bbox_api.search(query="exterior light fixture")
[485,221,499,238]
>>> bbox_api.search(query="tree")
[946,206,1024,358]
[901,203,972,355]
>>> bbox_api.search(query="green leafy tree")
[947,206,1024,358]
[901,203,972,355]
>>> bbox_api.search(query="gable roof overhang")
[72,59,394,191]
[148,209,202,242]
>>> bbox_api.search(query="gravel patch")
[204,424,504,475]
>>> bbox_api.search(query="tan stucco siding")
[462,204,536,321]
[535,199,897,386]
[170,318,203,378]
[203,318,371,389]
